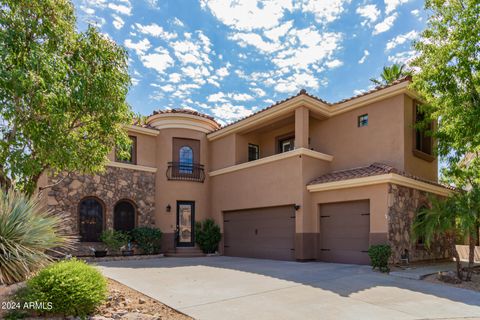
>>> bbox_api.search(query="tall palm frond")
[370,64,410,85]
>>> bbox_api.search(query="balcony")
[166,162,205,182]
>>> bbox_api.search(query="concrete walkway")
[96,257,480,320]
[390,262,459,280]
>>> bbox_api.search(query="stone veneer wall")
[47,166,156,256]
[387,183,449,263]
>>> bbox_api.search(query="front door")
[176,201,195,247]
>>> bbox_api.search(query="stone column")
[295,106,309,149]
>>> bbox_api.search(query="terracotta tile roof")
[151,108,218,123]
[330,76,412,104]
[209,76,412,133]
[131,120,158,130]
[308,162,454,191]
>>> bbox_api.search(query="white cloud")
[216,67,230,78]
[274,72,320,93]
[356,4,380,26]
[384,0,410,14]
[140,49,174,73]
[325,59,343,69]
[211,103,253,122]
[251,87,266,97]
[411,9,420,16]
[170,31,212,68]
[80,5,95,15]
[168,73,182,83]
[373,13,397,35]
[358,49,369,64]
[172,17,184,27]
[229,32,282,53]
[353,89,366,95]
[108,3,132,15]
[160,84,175,92]
[387,50,417,65]
[232,93,254,101]
[272,28,342,71]
[207,92,254,103]
[264,20,293,41]
[124,38,151,56]
[302,0,350,24]
[134,23,177,39]
[112,14,124,29]
[200,0,293,31]
[386,30,419,51]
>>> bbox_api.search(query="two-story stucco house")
[40,77,452,264]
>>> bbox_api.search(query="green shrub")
[0,189,74,285]
[368,244,392,272]
[22,259,107,317]
[195,219,222,254]
[131,227,162,254]
[100,230,130,253]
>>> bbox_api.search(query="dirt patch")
[1,279,191,319]
[424,271,480,292]
[93,278,192,319]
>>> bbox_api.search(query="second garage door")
[319,200,370,264]
[224,205,295,261]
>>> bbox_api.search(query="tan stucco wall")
[309,95,405,171]
[403,95,438,181]
[209,134,236,171]
[106,131,157,168]
[154,128,210,251]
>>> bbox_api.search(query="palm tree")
[0,189,75,285]
[412,189,480,281]
[370,64,411,85]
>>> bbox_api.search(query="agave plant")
[0,189,75,285]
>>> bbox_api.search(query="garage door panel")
[319,200,370,265]
[224,206,295,261]
[320,237,369,251]
[319,250,370,265]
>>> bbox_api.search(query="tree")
[410,0,480,280]
[412,192,478,280]
[370,64,411,85]
[0,0,132,195]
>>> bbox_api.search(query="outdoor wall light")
[294,204,301,211]
[166,204,171,212]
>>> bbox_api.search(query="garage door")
[319,200,370,264]
[224,206,295,261]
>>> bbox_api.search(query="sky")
[72,0,427,125]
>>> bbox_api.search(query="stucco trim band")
[307,173,452,196]
[107,161,157,173]
[125,125,159,136]
[208,148,333,177]
[147,113,220,133]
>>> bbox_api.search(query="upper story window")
[414,103,434,159]
[248,144,260,161]
[278,136,295,153]
[179,146,194,173]
[115,136,137,164]
[358,114,368,127]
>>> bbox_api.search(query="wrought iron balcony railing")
[166,162,205,182]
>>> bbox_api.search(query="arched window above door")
[179,146,193,174]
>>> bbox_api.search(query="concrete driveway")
[97,257,480,320]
